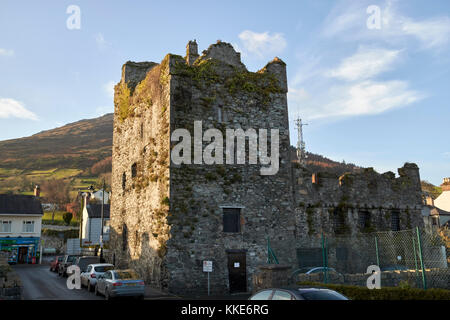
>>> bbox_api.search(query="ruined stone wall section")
[292,163,424,240]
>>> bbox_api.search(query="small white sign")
[203,260,213,272]
[234,262,240,268]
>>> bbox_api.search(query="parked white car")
[80,263,114,292]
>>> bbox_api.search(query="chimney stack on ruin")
[186,40,199,66]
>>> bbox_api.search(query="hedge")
[297,282,450,300]
[41,228,79,241]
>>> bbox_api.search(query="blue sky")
[0,0,449,185]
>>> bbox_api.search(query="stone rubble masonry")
[110,40,425,295]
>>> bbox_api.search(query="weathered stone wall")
[110,57,171,288]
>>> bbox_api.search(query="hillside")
[0,113,113,170]
[0,114,113,194]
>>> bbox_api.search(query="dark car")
[49,256,64,272]
[58,254,81,277]
[290,267,342,280]
[75,256,101,273]
[249,287,349,300]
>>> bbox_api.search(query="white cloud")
[443,152,450,158]
[322,0,450,51]
[400,16,450,49]
[0,48,14,56]
[327,47,401,81]
[238,30,287,58]
[0,98,38,120]
[296,80,422,120]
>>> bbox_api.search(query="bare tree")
[41,179,71,221]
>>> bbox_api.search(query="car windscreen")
[300,290,348,300]
[94,265,114,273]
[114,271,139,280]
[78,258,100,270]
[67,256,78,262]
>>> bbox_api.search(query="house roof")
[86,204,110,219]
[0,194,43,215]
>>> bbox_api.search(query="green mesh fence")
[282,227,449,289]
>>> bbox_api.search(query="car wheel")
[88,282,93,292]
[105,288,110,300]
[95,285,100,296]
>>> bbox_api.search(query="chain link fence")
[271,227,449,289]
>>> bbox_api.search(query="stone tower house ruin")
[110,40,425,294]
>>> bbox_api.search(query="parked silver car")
[95,269,145,300]
[80,263,114,292]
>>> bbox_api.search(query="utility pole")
[294,118,308,166]
[100,179,105,263]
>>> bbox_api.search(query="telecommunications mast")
[294,118,308,166]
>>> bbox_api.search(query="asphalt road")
[12,262,103,300]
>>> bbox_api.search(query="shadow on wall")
[106,227,168,290]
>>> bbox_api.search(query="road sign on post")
[203,261,212,296]
[203,260,213,272]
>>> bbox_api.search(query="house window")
[0,221,11,233]
[22,221,35,233]
[131,163,137,178]
[391,210,400,231]
[223,208,241,233]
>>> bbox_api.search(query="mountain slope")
[0,113,113,171]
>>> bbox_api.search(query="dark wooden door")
[227,251,247,293]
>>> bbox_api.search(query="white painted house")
[81,202,110,245]
[0,194,43,264]
[435,178,450,210]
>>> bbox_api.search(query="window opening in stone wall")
[122,224,128,252]
[359,210,371,230]
[122,172,126,190]
[131,163,137,178]
[218,106,222,123]
[391,210,400,231]
[333,208,346,235]
[223,208,241,233]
